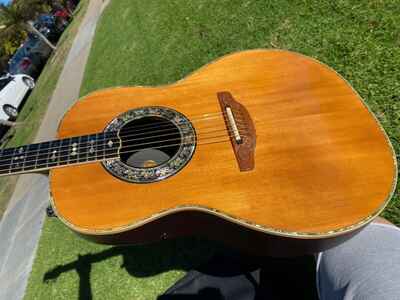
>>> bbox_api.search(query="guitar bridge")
[217,91,256,171]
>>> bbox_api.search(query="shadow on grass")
[42,238,318,300]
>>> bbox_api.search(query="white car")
[0,74,35,121]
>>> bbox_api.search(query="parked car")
[25,34,53,60]
[34,14,66,44]
[54,12,70,34]
[8,36,52,78]
[0,74,35,121]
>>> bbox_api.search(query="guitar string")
[0,112,247,160]
[0,123,248,162]
[73,110,246,136]
[9,129,246,165]
[4,136,237,172]
[117,132,246,152]
[124,109,246,130]
[15,127,247,164]
[111,117,247,139]
[116,127,248,146]
[84,138,233,160]
[97,113,247,137]
[7,107,248,132]
[0,104,248,154]
[0,138,233,174]
[1,130,249,169]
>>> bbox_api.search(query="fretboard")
[0,131,120,176]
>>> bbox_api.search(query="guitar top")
[1,50,396,250]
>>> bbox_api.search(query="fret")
[36,142,51,170]
[95,133,105,160]
[0,148,15,174]
[23,143,40,171]
[8,147,17,173]
[104,131,119,159]
[47,140,61,168]
[87,134,97,161]
[33,142,41,170]
[0,130,122,175]
[59,138,71,166]
[68,136,80,164]
[20,146,28,171]
[10,146,27,173]
[78,135,88,163]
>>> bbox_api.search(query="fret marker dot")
[51,150,57,161]
[71,143,78,153]
[107,140,113,148]
[89,140,95,154]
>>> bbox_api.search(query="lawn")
[0,0,89,217]
[25,0,399,299]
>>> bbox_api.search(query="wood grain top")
[50,49,397,238]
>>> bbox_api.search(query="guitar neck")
[0,132,120,176]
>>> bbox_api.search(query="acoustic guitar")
[0,50,397,256]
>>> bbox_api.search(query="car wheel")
[22,76,35,89]
[3,104,18,120]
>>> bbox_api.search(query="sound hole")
[119,116,181,168]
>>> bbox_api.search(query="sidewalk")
[0,1,110,299]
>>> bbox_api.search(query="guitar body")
[49,50,396,256]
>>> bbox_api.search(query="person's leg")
[316,219,400,300]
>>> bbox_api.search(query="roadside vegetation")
[0,0,89,216]
[25,1,399,299]
[0,0,54,70]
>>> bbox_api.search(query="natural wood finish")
[50,50,396,240]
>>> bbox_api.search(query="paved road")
[0,1,110,299]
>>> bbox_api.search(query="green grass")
[0,0,89,217]
[25,218,221,300]
[26,0,399,299]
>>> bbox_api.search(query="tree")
[0,29,27,55]
[0,1,56,51]
[58,0,74,16]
